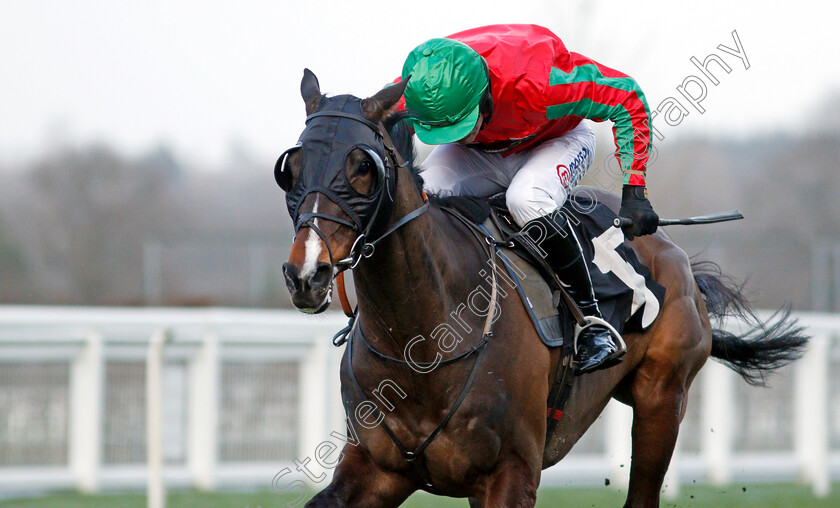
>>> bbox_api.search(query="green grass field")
[0,483,837,508]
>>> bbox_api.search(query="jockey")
[399,24,659,374]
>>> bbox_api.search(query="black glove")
[619,185,659,240]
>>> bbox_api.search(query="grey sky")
[1,0,837,167]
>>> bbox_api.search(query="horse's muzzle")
[282,262,333,313]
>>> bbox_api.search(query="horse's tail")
[691,260,810,387]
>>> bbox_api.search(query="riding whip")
[613,210,744,228]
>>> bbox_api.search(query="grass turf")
[0,483,837,507]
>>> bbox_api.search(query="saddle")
[435,191,666,443]
[435,192,665,347]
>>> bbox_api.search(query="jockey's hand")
[619,185,659,240]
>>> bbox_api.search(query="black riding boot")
[522,212,625,374]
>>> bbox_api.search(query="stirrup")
[573,316,626,355]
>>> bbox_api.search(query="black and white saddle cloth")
[437,193,666,347]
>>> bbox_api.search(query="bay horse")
[278,70,808,507]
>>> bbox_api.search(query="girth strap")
[544,345,576,443]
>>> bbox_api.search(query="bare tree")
[15,144,185,304]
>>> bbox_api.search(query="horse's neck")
[353,170,483,360]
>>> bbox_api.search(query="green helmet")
[401,38,489,145]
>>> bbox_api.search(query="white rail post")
[188,331,219,490]
[147,329,169,508]
[702,360,734,485]
[326,339,348,446]
[795,333,829,497]
[69,330,103,493]
[606,399,633,490]
[298,336,329,485]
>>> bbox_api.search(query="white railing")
[0,306,348,498]
[0,306,837,501]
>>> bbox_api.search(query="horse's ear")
[301,68,321,115]
[362,77,410,122]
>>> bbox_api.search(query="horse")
[277,69,808,507]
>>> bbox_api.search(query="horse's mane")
[383,111,424,192]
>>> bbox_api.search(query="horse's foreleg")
[474,457,539,508]
[305,444,415,508]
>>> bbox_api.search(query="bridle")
[276,106,429,289]
[279,100,500,493]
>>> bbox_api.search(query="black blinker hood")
[277,94,397,240]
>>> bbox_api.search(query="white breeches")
[420,120,596,227]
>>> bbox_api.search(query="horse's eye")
[358,160,373,176]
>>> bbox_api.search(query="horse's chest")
[362,404,507,484]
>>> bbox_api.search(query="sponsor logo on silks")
[556,146,591,188]
[556,164,571,187]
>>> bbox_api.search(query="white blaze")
[301,197,321,279]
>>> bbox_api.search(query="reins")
[332,198,429,317]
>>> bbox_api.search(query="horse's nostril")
[282,263,301,292]
[309,263,333,292]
